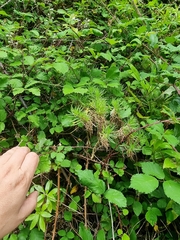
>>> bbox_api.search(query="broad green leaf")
[0,109,7,121]
[92,28,103,37]
[53,62,69,74]
[64,211,72,221]
[163,180,180,204]
[67,231,74,239]
[28,115,40,127]
[96,229,105,240]
[130,174,159,194]
[76,170,105,194]
[39,216,46,232]
[122,233,130,240]
[29,228,44,240]
[63,84,74,95]
[104,188,127,208]
[142,146,152,155]
[92,193,101,203]
[141,162,165,179]
[163,134,179,147]
[74,87,88,95]
[145,207,162,226]
[163,158,177,169]
[37,154,51,173]
[100,51,112,61]
[149,32,158,47]
[12,88,24,96]
[27,87,41,96]
[24,56,34,65]
[79,223,93,240]
[0,122,5,133]
[0,51,7,58]
[106,64,120,79]
[40,211,52,218]
[0,10,9,16]
[9,79,23,88]
[133,201,142,216]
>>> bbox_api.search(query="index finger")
[0,147,28,165]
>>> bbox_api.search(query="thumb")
[18,191,38,221]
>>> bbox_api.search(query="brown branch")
[121,118,180,143]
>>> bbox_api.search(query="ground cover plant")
[0,0,180,239]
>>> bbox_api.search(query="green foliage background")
[0,0,180,239]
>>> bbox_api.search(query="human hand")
[0,147,39,238]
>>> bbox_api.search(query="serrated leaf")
[53,62,69,74]
[76,170,105,194]
[37,154,51,173]
[163,180,180,204]
[145,207,162,226]
[12,88,24,96]
[0,51,7,58]
[74,87,88,95]
[10,79,23,88]
[63,84,74,95]
[163,134,179,147]
[133,201,142,216]
[130,174,159,194]
[27,87,41,96]
[29,228,44,240]
[104,188,127,208]
[141,162,165,179]
[28,115,39,127]
[79,223,93,240]
[24,56,34,65]
[163,158,177,169]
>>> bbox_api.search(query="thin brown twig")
[52,168,61,240]
[121,117,180,143]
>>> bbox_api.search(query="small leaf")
[74,87,88,95]
[64,211,72,221]
[96,229,106,240]
[122,233,130,240]
[0,109,7,121]
[28,115,40,127]
[141,162,165,179]
[104,188,127,208]
[0,51,7,58]
[70,185,79,195]
[163,158,177,169]
[63,84,74,95]
[27,88,41,96]
[130,174,159,194]
[0,122,5,133]
[76,170,105,194]
[79,223,93,240]
[24,56,34,65]
[29,228,44,240]
[145,207,162,226]
[12,88,24,96]
[53,62,69,74]
[163,180,180,204]
[133,201,142,216]
[92,193,101,203]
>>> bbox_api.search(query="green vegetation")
[0,0,180,239]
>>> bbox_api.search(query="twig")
[52,168,61,240]
[0,0,12,9]
[121,118,180,143]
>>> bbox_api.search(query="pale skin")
[0,147,39,238]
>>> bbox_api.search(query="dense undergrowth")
[0,0,180,239]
